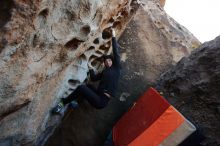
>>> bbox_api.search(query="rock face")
[0,0,201,146]
[0,0,139,145]
[45,1,200,146]
[157,36,220,145]
[119,0,200,84]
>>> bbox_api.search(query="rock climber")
[52,28,121,114]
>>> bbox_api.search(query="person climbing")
[52,28,121,114]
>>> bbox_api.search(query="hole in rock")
[32,34,39,47]
[68,79,80,86]
[80,25,91,36]
[121,9,128,17]
[65,38,84,50]
[99,41,111,54]
[108,17,115,23]
[89,55,96,62]
[84,46,95,56]
[91,60,99,67]
[91,58,103,68]
[88,46,95,51]
[99,45,107,50]
[89,55,103,65]
[38,8,49,28]
[77,54,87,64]
[39,8,49,18]
[0,0,15,29]
[113,21,122,29]
[102,27,112,39]
[130,8,135,14]
[95,50,103,56]
[79,53,87,60]
[93,38,99,44]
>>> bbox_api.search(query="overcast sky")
[164,0,220,43]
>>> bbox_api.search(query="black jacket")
[89,37,121,97]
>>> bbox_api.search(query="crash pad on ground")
[113,87,196,146]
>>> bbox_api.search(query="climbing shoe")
[52,101,65,114]
[69,100,79,109]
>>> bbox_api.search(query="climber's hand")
[112,28,116,37]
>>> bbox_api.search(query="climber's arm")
[89,69,102,81]
[112,29,121,68]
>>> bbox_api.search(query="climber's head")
[103,55,113,68]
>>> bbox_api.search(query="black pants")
[62,84,110,109]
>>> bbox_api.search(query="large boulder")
[157,36,220,145]
[0,0,139,145]
[45,1,200,146]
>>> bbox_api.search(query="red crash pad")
[113,87,170,146]
[113,87,196,146]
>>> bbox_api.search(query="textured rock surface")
[157,36,220,146]
[120,0,200,83]
[0,0,202,145]
[0,0,139,145]
[45,1,200,146]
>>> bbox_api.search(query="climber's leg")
[52,85,109,114]
[52,85,83,114]
[64,84,109,108]
[61,85,84,105]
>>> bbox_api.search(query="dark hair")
[103,55,113,61]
